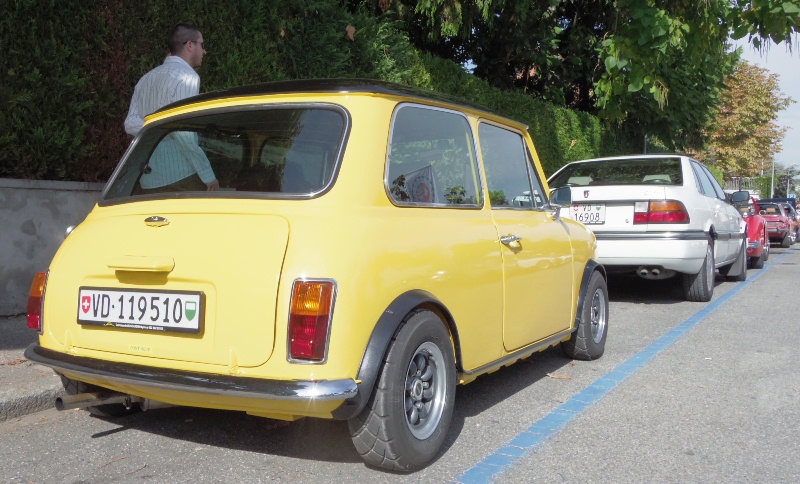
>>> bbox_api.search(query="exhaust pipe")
[56,392,142,411]
[55,392,173,411]
[636,266,676,280]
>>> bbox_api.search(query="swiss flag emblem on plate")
[81,295,91,314]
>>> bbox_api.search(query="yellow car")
[26,79,607,471]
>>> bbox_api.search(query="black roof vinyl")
[155,78,510,123]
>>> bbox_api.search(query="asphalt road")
[1,247,798,483]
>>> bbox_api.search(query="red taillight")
[288,280,335,362]
[26,272,48,332]
[633,200,690,224]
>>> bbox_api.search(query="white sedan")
[548,154,749,302]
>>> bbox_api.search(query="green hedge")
[0,0,638,182]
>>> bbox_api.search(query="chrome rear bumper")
[24,343,358,402]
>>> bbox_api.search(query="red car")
[736,197,769,268]
[759,201,796,248]
[778,202,800,242]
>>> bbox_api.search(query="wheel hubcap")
[590,287,607,344]
[405,342,447,440]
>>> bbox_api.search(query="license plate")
[571,203,606,224]
[77,287,204,334]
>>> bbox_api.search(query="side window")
[478,123,544,208]
[387,105,481,206]
[703,166,728,200]
[692,162,718,199]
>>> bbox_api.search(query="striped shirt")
[124,56,215,188]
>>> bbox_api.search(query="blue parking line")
[454,249,792,484]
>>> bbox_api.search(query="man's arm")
[124,98,144,137]
[170,72,216,188]
[172,131,218,190]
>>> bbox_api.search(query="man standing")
[124,23,218,191]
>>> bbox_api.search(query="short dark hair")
[166,23,201,54]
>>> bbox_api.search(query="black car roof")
[156,78,514,124]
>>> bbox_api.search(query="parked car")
[758,201,796,247]
[779,202,800,242]
[734,196,769,268]
[757,198,800,241]
[547,154,749,302]
[24,79,608,472]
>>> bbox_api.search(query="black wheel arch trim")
[331,290,459,420]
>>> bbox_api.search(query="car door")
[691,161,740,262]
[479,121,573,351]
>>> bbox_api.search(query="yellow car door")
[478,122,573,351]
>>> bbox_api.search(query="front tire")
[683,242,714,302]
[562,271,608,360]
[348,310,456,472]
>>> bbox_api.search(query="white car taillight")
[633,200,690,224]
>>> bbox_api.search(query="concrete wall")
[1,178,105,316]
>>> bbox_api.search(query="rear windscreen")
[103,107,346,201]
[549,158,683,188]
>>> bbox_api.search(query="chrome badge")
[144,216,170,227]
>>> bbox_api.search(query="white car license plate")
[571,203,606,224]
[77,287,204,334]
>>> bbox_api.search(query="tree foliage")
[728,0,800,48]
[1,0,640,182]
[694,60,793,180]
[2,1,797,182]
[376,0,797,152]
[0,0,427,181]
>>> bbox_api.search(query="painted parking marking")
[455,249,793,484]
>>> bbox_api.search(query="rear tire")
[751,228,769,269]
[59,375,140,418]
[348,310,456,472]
[561,271,608,360]
[781,232,792,248]
[683,242,714,302]
[750,253,763,269]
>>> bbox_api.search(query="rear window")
[549,157,683,188]
[103,107,346,201]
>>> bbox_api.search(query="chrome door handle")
[500,235,522,246]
